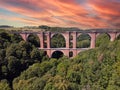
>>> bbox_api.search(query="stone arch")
[20,33,29,41]
[96,33,110,47]
[77,33,91,48]
[97,33,111,39]
[51,32,66,39]
[51,50,64,59]
[27,33,40,47]
[51,33,66,48]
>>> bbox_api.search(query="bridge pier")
[37,32,44,48]
[89,33,96,48]
[72,49,77,57]
[46,49,51,58]
[46,32,51,48]
[64,49,69,57]
[73,31,77,48]
[64,31,70,48]
[109,33,116,41]
[40,32,44,48]
[20,33,29,41]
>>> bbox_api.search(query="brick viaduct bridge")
[14,29,120,58]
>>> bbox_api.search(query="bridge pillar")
[64,50,69,57]
[37,32,44,48]
[73,31,77,48]
[20,33,29,41]
[109,33,116,41]
[46,32,51,48]
[73,49,77,57]
[46,50,51,58]
[89,33,96,48]
[65,31,70,48]
[40,32,44,48]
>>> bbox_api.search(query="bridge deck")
[11,29,120,34]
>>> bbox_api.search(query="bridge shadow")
[51,51,64,59]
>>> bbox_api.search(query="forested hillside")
[0,30,120,90]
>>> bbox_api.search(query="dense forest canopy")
[0,29,120,90]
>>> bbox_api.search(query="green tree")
[30,48,44,61]
[107,61,120,90]
[53,75,70,90]
[7,56,22,79]
[96,33,110,47]
[77,34,90,48]
[10,34,23,43]
[57,61,69,77]
[0,79,11,90]
[27,34,40,47]
[51,34,66,48]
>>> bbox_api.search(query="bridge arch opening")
[44,51,47,56]
[27,34,40,47]
[51,33,66,48]
[77,33,91,48]
[69,51,73,57]
[116,34,120,40]
[51,51,64,59]
[96,33,110,47]
[11,34,23,43]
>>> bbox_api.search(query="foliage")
[0,31,46,89]
[51,34,66,48]
[27,34,40,47]
[96,33,110,47]
[0,80,11,90]
[0,30,120,90]
[77,34,90,48]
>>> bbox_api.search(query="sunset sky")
[0,0,120,29]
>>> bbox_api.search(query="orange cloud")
[89,0,120,16]
[88,0,120,28]
[0,0,119,28]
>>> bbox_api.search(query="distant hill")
[0,25,13,28]
[0,25,119,32]
[38,25,82,32]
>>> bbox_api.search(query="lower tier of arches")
[39,48,90,58]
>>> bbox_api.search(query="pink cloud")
[88,0,120,28]
[0,0,119,28]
